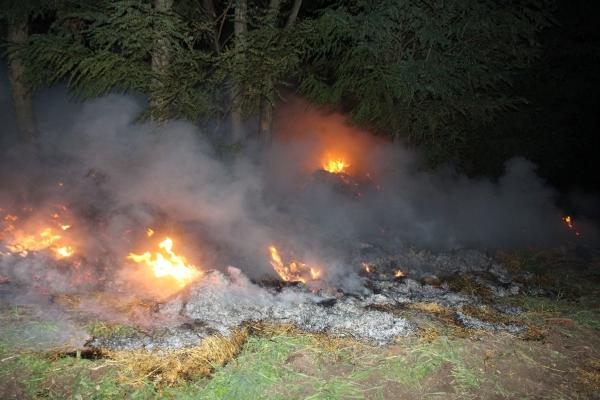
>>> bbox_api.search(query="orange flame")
[362,262,373,273]
[55,245,74,258]
[1,211,75,259]
[394,270,405,278]
[127,237,201,287]
[268,245,321,283]
[323,158,349,174]
[562,215,581,237]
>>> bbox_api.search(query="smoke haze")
[0,85,596,294]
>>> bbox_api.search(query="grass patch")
[86,320,138,339]
[105,328,249,386]
[516,295,600,330]
[444,275,494,303]
[379,337,480,395]
[0,343,139,399]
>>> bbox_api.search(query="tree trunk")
[150,0,173,122]
[257,0,281,145]
[7,17,37,142]
[258,96,274,144]
[231,0,247,143]
[201,0,221,54]
[258,0,301,144]
[285,0,302,29]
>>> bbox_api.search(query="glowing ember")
[362,262,373,273]
[55,245,74,258]
[127,237,201,287]
[562,215,581,237]
[1,210,75,259]
[394,270,405,278]
[146,228,154,237]
[323,158,349,174]
[268,245,321,283]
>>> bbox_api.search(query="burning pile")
[268,245,321,284]
[127,236,202,288]
[0,206,75,260]
[322,158,350,175]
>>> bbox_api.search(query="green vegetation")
[86,320,138,339]
[519,295,600,330]
[2,0,553,155]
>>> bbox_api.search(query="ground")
[0,249,598,399]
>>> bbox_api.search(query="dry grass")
[417,327,441,343]
[407,302,452,316]
[445,275,494,303]
[103,328,249,386]
[51,293,81,309]
[93,321,366,387]
[247,321,365,355]
[460,304,514,325]
[520,322,545,341]
[578,358,600,392]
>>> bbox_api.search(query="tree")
[299,0,553,163]
[17,0,304,143]
[231,0,247,142]
[257,0,302,144]
[150,0,174,122]
[19,0,220,123]
[13,0,553,165]
[1,1,50,142]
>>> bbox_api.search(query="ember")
[0,209,76,259]
[322,158,349,174]
[268,245,321,283]
[562,215,581,237]
[127,237,202,288]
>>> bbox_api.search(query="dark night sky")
[465,0,600,198]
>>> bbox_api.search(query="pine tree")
[1,1,52,141]
[299,0,554,162]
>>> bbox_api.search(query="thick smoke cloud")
[0,89,595,294]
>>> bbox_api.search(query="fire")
[323,158,349,174]
[127,237,201,287]
[268,245,321,283]
[146,228,154,237]
[55,245,74,258]
[394,270,405,278]
[562,215,581,237]
[362,262,373,273]
[5,227,63,256]
[1,211,75,259]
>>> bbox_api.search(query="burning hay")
[127,237,203,288]
[1,207,76,260]
[268,245,321,283]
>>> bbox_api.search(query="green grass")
[379,338,480,396]
[517,295,600,330]
[0,332,483,399]
[86,320,138,338]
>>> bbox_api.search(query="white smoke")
[0,89,596,289]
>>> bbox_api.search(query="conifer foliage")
[2,0,553,156]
